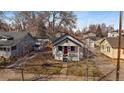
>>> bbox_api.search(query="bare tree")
[40,11,77,38]
[10,11,77,37]
[0,12,11,31]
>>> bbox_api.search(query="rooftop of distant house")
[0,31,31,47]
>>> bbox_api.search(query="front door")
[64,46,68,55]
[63,46,68,62]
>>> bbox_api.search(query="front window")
[35,44,40,47]
[71,46,75,51]
[107,46,110,52]
[6,48,10,51]
[0,47,6,51]
[11,46,17,50]
[58,46,62,51]
[102,45,104,49]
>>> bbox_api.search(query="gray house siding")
[0,33,35,59]
[11,34,35,57]
[0,49,11,58]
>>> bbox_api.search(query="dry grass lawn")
[67,60,102,77]
[23,63,62,75]
[67,62,84,76]
[15,53,62,75]
[84,61,102,77]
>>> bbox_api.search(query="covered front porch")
[57,45,80,62]
[0,45,16,58]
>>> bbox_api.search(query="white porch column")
[77,46,80,61]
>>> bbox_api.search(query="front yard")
[67,59,103,78]
[15,53,62,75]
[21,63,62,75]
[0,51,111,81]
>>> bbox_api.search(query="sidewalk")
[58,63,68,80]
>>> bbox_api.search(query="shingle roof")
[52,33,85,47]
[105,36,124,48]
[0,31,29,47]
[84,36,100,41]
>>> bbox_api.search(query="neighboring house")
[88,32,96,37]
[0,31,35,59]
[83,32,96,39]
[34,36,49,51]
[84,36,99,48]
[108,31,124,37]
[95,38,105,47]
[52,33,85,62]
[100,36,124,59]
[107,31,119,37]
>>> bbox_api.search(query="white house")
[107,31,124,37]
[34,36,49,51]
[0,31,35,59]
[83,32,96,39]
[107,31,119,37]
[52,34,85,62]
[84,36,100,48]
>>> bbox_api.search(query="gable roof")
[52,33,85,47]
[0,31,32,47]
[102,36,124,48]
[84,36,100,41]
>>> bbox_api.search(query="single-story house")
[108,31,118,37]
[95,38,105,47]
[52,33,86,62]
[0,31,35,59]
[100,36,124,59]
[108,31,124,37]
[34,35,50,51]
[84,36,100,48]
[83,32,96,39]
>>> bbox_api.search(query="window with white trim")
[107,46,110,52]
[71,46,75,51]
[58,46,62,51]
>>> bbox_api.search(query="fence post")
[21,65,24,81]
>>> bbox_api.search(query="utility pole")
[116,11,123,81]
